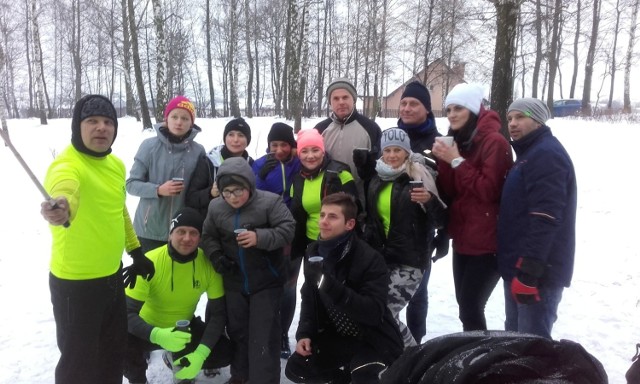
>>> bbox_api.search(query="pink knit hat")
[164,96,196,123]
[297,129,325,152]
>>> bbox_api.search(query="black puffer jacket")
[296,232,403,365]
[364,173,445,269]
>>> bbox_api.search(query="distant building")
[363,59,466,118]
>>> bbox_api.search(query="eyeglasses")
[222,188,246,198]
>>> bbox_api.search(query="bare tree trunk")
[120,0,138,119]
[607,0,622,110]
[582,0,600,116]
[72,0,81,101]
[316,0,329,116]
[623,0,639,113]
[127,0,152,129]
[228,0,240,117]
[152,0,167,123]
[531,0,543,98]
[546,0,562,111]
[205,0,216,117]
[570,0,581,98]
[244,0,254,117]
[490,0,520,137]
[30,0,47,124]
[24,0,34,117]
[0,40,10,142]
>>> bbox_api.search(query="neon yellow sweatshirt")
[45,145,139,279]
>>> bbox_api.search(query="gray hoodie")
[201,157,295,294]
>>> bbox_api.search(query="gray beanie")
[381,128,411,154]
[508,97,551,124]
[326,78,357,102]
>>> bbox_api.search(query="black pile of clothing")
[381,331,607,384]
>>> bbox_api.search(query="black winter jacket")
[296,232,404,365]
[365,173,446,269]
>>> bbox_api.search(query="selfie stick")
[0,126,70,227]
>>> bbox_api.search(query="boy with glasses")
[201,157,296,384]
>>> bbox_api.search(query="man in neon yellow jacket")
[41,94,154,384]
[124,207,232,384]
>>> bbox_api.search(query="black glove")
[431,231,450,262]
[122,248,156,289]
[212,253,237,274]
[352,148,370,168]
[304,256,324,287]
[511,257,545,305]
[323,170,342,195]
[258,157,279,180]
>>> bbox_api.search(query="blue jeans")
[503,279,564,339]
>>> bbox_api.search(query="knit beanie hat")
[444,83,484,115]
[224,117,252,145]
[381,128,412,154]
[508,97,551,124]
[297,129,325,152]
[217,174,251,192]
[401,81,432,112]
[71,94,118,157]
[326,78,357,102]
[164,96,196,123]
[268,122,297,148]
[169,207,203,234]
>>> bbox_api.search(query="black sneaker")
[281,333,291,359]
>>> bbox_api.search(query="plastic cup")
[234,228,248,237]
[435,136,454,146]
[409,180,423,191]
[175,319,190,332]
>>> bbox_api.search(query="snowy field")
[0,113,638,383]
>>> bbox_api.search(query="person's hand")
[149,327,191,352]
[295,338,313,356]
[431,140,461,164]
[157,180,184,197]
[41,197,70,226]
[258,156,279,179]
[431,231,450,262]
[122,248,155,289]
[236,230,257,248]
[352,148,370,168]
[409,186,432,204]
[212,253,237,274]
[210,183,220,198]
[511,257,545,305]
[174,344,211,380]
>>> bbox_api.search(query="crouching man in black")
[285,193,403,384]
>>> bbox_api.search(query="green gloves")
[174,344,211,380]
[149,327,191,352]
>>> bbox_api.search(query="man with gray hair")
[497,97,576,339]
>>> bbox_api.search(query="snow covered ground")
[0,113,638,383]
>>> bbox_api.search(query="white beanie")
[444,83,485,115]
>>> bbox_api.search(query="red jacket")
[437,108,513,255]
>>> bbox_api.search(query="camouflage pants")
[387,265,423,348]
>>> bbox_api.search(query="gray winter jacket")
[127,124,205,241]
[201,157,295,294]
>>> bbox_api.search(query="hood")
[216,156,257,196]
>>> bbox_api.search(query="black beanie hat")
[217,174,251,193]
[267,122,296,148]
[169,207,203,234]
[71,94,119,157]
[401,81,432,112]
[224,117,251,145]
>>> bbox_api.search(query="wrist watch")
[451,157,465,169]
